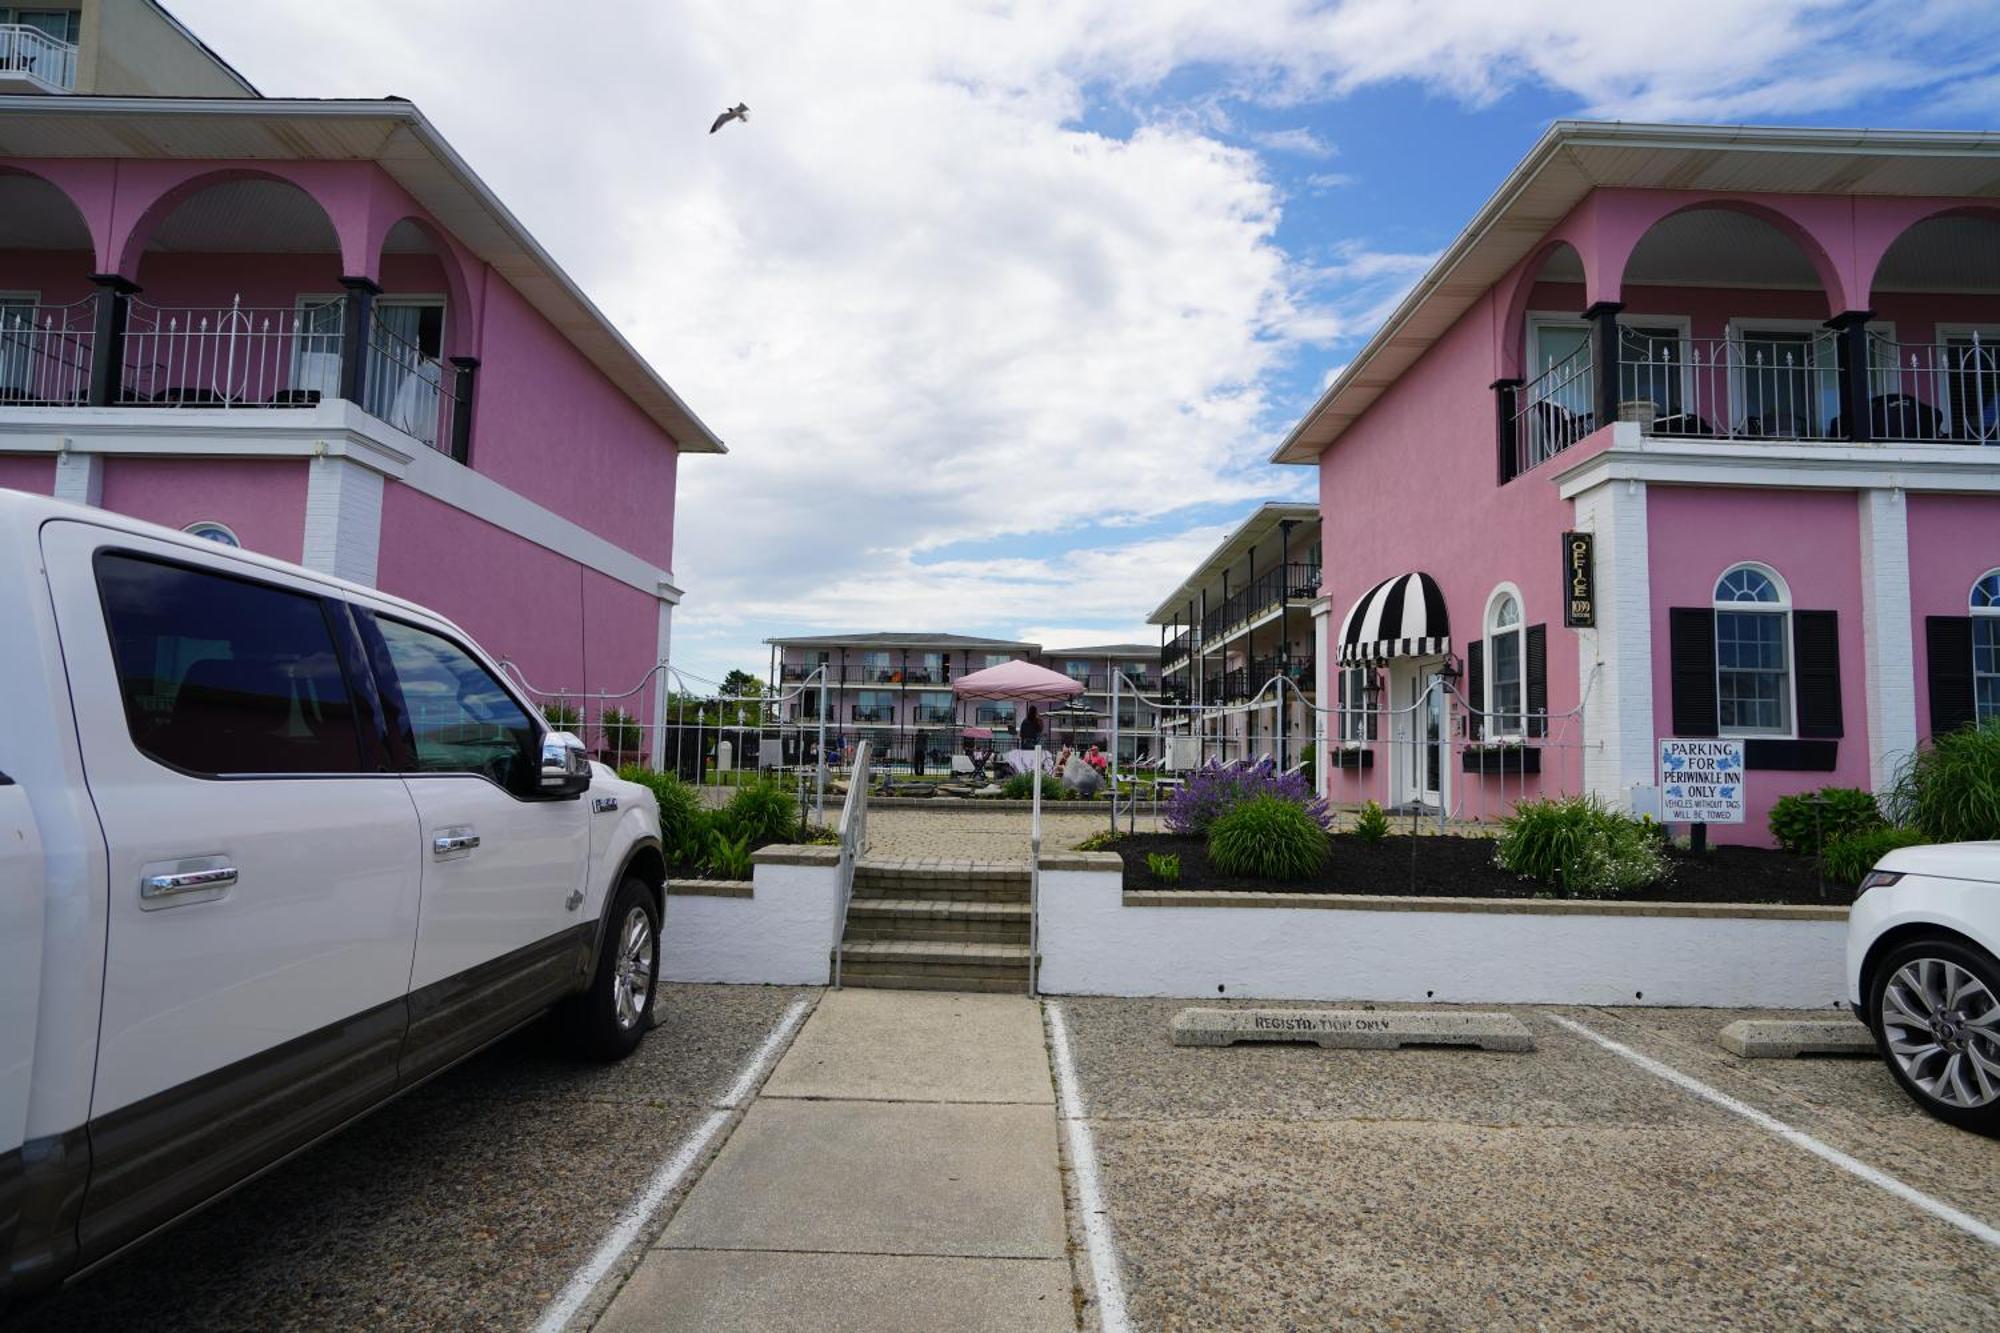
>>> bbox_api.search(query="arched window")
[1485,587,1524,736]
[183,520,241,548]
[1975,569,2000,724]
[1714,564,1792,735]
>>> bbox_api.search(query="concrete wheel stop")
[1717,1019,1876,1059]
[1172,1008,1535,1052]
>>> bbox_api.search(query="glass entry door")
[1393,660,1445,809]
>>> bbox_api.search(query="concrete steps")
[840,859,1033,992]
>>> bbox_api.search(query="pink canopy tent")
[949,659,1085,705]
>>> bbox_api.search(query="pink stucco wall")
[374,485,660,733]
[0,456,54,494]
[97,457,307,560]
[1907,493,2000,739]
[1316,285,1584,812]
[0,157,682,575]
[1644,486,1870,843]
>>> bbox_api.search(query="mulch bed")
[1113,832,1855,906]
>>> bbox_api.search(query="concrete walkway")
[597,990,1074,1332]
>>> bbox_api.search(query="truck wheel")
[561,875,659,1061]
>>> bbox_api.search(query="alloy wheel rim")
[613,906,655,1030]
[1882,957,2000,1109]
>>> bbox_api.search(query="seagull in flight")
[710,103,749,134]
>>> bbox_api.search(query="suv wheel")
[561,875,659,1060]
[1869,936,2000,1136]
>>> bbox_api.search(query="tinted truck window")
[374,617,538,787]
[97,553,363,776]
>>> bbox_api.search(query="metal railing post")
[1108,670,1120,834]
[815,668,828,824]
[1029,741,1042,997]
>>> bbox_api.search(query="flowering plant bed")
[1111,832,1853,906]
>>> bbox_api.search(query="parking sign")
[1659,738,1745,824]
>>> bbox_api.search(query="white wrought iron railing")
[832,739,872,988]
[119,296,344,408]
[364,311,461,451]
[1866,332,2000,444]
[1621,329,1842,442]
[1513,339,1594,474]
[0,24,77,90]
[0,298,93,404]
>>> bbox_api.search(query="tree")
[720,670,765,700]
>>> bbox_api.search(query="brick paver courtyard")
[863,806,1157,860]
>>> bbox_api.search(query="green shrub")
[799,822,840,846]
[1001,772,1064,802]
[600,706,642,761]
[1767,787,1884,855]
[1353,800,1390,843]
[1207,794,1329,881]
[707,827,753,879]
[1888,720,2000,844]
[1145,851,1181,883]
[1821,826,1929,887]
[619,764,708,865]
[1075,829,1122,851]
[1494,796,1666,898]
[541,697,582,729]
[725,778,799,847]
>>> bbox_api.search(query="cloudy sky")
[177,0,2000,688]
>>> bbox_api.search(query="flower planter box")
[1462,746,1540,775]
[1328,747,1374,770]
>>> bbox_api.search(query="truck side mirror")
[540,730,592,798]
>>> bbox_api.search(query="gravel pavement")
[1053,997,2000,1330]
[17,985,817,1333]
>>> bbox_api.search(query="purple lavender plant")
[1163,758,1330,835]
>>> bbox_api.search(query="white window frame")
[0,288,44,395]
[1930,323,2000,440]
[1712,561,1796,739]
[290,292,346,399]
[1974,567,2000,726]
[1483,582,1526,740]
[182,520,242,548]
[1724,316,1840,436]
[1526,312,1693,394]
[1335,663,1370,744]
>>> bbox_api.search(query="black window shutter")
[1926,616,1977,738]
[1669,608,1718,737]
[1525,624,1548,738]
[1793,610,1842,739]
[1465,641,1484,741]
[1365,669,1379,741]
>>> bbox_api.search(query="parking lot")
[1053,999,2000,1330]
[16,990,1999,1330]
[16,985,818,1333]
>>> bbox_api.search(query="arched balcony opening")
[1500,240,1593,480]
[121,175,348,409]
[366,217,475,457]
[1610,205,1844,442]
[0,170,101,404]
[1864,211,2000,444]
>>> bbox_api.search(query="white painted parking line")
[1046,1001,1131,1333]
[532,995,815,1333]
[1547,1013,2000,1249]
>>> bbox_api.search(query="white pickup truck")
[0,491,665,1304]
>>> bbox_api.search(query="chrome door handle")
[433,832,481,856]
[140,866,238,901]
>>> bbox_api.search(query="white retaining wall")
[1037,855,1848,1008]
[661,847,841,985]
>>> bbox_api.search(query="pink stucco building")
[1276,122,2000,843]
[0,3,722,757]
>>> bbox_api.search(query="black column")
[338,275,381,405]
[1490,377,1522,483]
[87,274,139,407]
[1582,301,1623,430]
[447,356,479,464]
[1826,310,1873,443]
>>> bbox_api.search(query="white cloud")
[169,0,2000,684]
[1249,126,1337,157]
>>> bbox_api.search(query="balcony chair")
[1648,411,1714,437]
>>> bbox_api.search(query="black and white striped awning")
[1337,572,1450,664]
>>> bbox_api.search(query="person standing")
[1020,704,1044,752]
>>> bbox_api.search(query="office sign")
[1659,738,1744,824]
[1562,531,1595,628]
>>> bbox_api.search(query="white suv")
[1847,841,2000,1136]
[0,492,664,1303]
